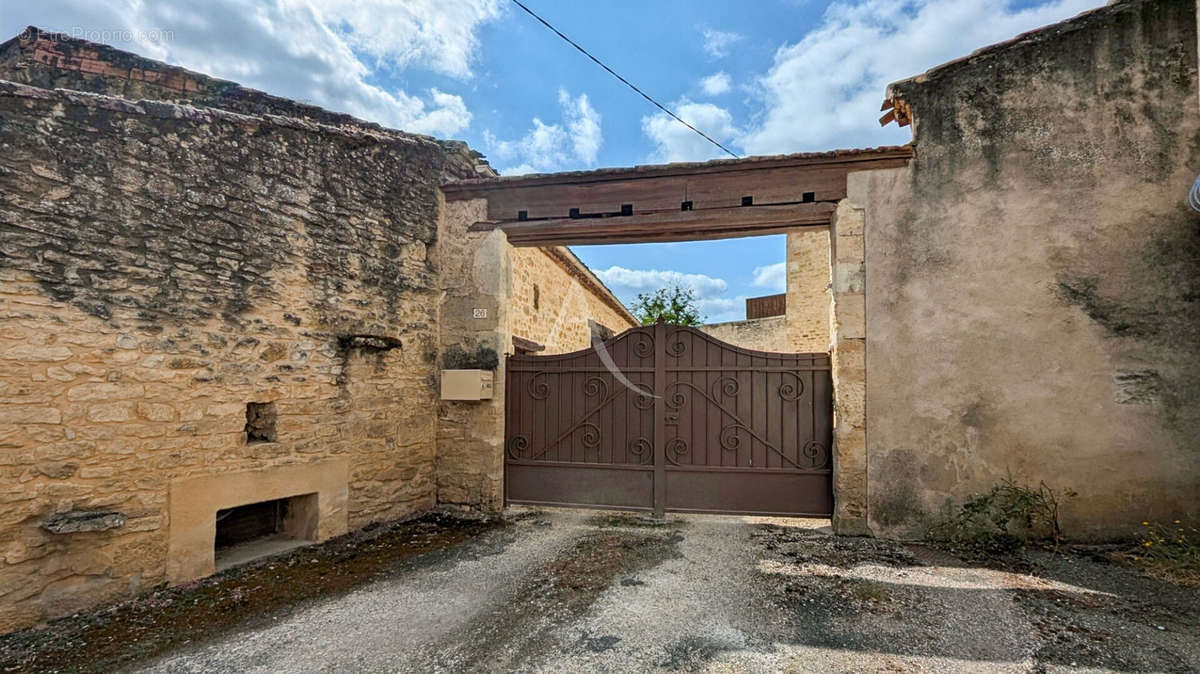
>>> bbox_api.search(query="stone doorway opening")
[214,493,319,571]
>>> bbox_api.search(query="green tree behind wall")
[631,285,705,325]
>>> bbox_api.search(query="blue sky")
[2,0,1100,321]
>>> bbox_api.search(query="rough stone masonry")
[0,68,480,631]
[0,25,642,634]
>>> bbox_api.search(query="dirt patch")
[585,511,681,529]
[751,522,1037,665]
[658,635,738,671]
[413,526,684,671]
[753,523,917,568]
[1016,587,1195,672]
[0,512,501,674]
[1013,548,1200,672]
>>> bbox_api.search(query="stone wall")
[0,27,484,166]
[434,205,637,509]
[508,247,637,355]
[435,199,510,510]
[785,229,832,352]
[0,79,472,631]
[699,316,788,352]
[860,0,1200,539]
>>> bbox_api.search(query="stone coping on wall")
[3,26,461,149]
[0,78,441,151]
[701,315,786,329]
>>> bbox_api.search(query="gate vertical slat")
[652,322,666,517]
[704,336,714,468]
[504,358,512,508]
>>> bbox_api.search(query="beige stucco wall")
[509,247,638,355]
[699,316,788,351]
[859,0,1200,539]
[786,229,832,352]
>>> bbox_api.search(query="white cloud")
[488,88,603,175]
[596,265,746,323]
[308,0,502,79]
[560,89,603,165]
[642,99,740,163]
[752,262,786,292]
[700,72,731,96]
[394,88,473,136]
[595,266,728,297]
[696,296,747,323]
[740,0,1100,154]
[702,28,742,59]
[500,163,538,176]
[1,0,503,137]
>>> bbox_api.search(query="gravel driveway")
[138,508,1197,673]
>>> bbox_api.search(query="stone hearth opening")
[214,493,318,571]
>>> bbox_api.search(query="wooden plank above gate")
[441,145,912,246]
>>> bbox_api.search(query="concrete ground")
[140,508,1199,674]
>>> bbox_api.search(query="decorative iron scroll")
[802,440,827,468]
[719,423,747,451]
[665,329,687,357]
[778,371,805,401]
[711,376,739,399]
[633,390,655,410]
[584,376,609,399]
[528,372,550,400]
[665,437,689,463]
[628,437,653,464]
[631,331,654,358]
[507,434,530,458]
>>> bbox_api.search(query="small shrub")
[1131,520,1200,582]
[928,477,1076,556]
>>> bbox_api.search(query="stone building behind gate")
[0,0,1198,637]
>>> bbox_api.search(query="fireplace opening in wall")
[214,493,318,571]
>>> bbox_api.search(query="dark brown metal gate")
[504,324,832,517]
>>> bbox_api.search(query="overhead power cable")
[509,0,740,160]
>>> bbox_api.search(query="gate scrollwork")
[665,437,689,464]
[584,376,609,399]
[628,437,653,464]
[711,376,739,399]
[528,372,550,400]
[802,440,829,469]
[507,434,531,460]
[779,372,805,401]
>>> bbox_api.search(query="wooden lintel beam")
[506,225,822,247]
[484,202,835,247]
[441,146,914,199]
[442,148,913,225]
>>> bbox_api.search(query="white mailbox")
[440,369,494,400]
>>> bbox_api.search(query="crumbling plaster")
[860,0,1200,539]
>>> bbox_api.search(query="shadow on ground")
[2,508,1196,673]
